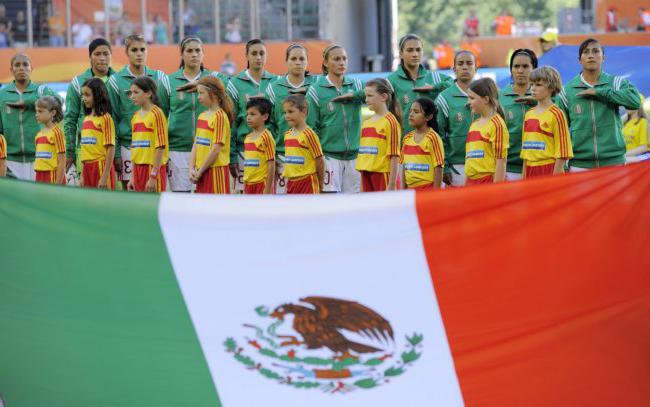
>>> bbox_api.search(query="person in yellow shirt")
[0,134,6,177]
[465,78,509,185]
[79,78,116,189]
[521,67,573,178]
[282,94,324,194]
[33,96,66,184]
[623,95,648,162]
[190,75,234,194]
[401,98,445,190]
[356,78,402,192]
[127,77,168,192]
[242,98,275,194]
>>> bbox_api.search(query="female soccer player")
[127,77,168,192]
[283,94,324,194]
[189,75,234,194]
[521,67,573,178]
[401,98,445,190]
[266,43,315,193]
[64,38,116,181]
[33,96,66,185]
[499,48,538,181]
[356,78,402,192]
[227,39,277,193]
[435,50,478,187]
[165,36,230,192]
[0,53,60,180]
[464,78,509,185]
[306,44,364,193]
[107,34,169,188]
[558,38,641,171]
[79,78,116,189]
[242,98,275,194]
[387,34,453,136]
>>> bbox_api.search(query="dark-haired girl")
[227,39,277,193]
[79,78,116,189]
[34,96,66,185]
[165,36,230,192]
[401,98,445,190]
[499,48,538,181]
[387,34,453,136]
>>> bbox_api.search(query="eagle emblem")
[403,95,410,104]
[456,112,463,122]
[225,296,423,393]
[574,104,582,114]
[507,110,514,120]
[328,102,335,112]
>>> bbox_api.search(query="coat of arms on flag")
[225,296,423,393]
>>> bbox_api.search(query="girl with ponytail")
[355,78,402,192]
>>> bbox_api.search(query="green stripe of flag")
[0,180,220,407]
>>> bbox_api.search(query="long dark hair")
[246,39,266,69]
[197,75,235,124]
[398,33,423,80]
[412,97,438,132]
[36,96,64,123]
[82,77,112,116]
[132,76,160,108]
[469,78,505,120]
[178,36,205,71]
[509,48,538,73]
[285,43,309,76]
[366,78,403,126]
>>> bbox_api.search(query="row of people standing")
[0,34,644,191]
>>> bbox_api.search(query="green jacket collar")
[450,82,470,98]
[171,68,209,81]
[234,69,274,83]
[4,80,39,93]
[118,65,157,79]
[396,64,426,80]
[276,73,313,89]
[502,83,531,97]
[319,74,353,88]
[569,71,612,88]
[82,66,116,78]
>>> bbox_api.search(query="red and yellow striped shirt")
[34,125,66,171]
[194,109,231,168]
[520,105,573,166]
[243,129,275,184]
[283,126,323,180]
[131,106,169,166]
[465,114,509,180]
[356,112,401,173]
[400,129,445,188]
[0,134,6,159]
[80,113,115,162]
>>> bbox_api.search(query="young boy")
[521,66,573,178]
[283,94,324,194]
[243,98,276,194]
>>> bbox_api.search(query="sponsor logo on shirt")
[359,146,379,155]
[196,137,211,146]
[35,152,53,159]
[81,137,98,145]
[466,150,485,159]
[404,163,431,172]
[522,141,546,150]
[244,159,260,167]
[285,156,305,165]
[132,140,151,148]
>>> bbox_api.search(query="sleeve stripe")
[263,131,275,160]
[429,131,444,165]
[214,112,224,144]
[491,117,505,159]
[435,95,449,117]
[305,129,323,157]
[307,87,319,105]
[551,107,570,158]
[227,82,239,102]
[71,77,81,95]
[386,114,400,156]
[152,109,167,148]
[558,91,569,110]
[54,127,66,153]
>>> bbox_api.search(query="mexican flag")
[1,163,649,407]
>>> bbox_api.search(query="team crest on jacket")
[328,102,335,112]
[403,95,410,104]
[224,296,423,393]
[507,110,514,120]
[456,112,463,122]
[574,104,582,114]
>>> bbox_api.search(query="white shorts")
[275,155,287,194]
[231,151,245,194]
[569,166,590,173]
[323,156,360,193]
[449,164,466,187]
[167,151,192,192]
[119,146,133,182]
[506,171,522,181]
[6,160,34,181]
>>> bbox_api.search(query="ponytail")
[469,78,505,120]
[197,75,235,124]
[366,78,403,126]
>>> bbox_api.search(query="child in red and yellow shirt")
[242,98,275,194]
[34,96,66,185]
